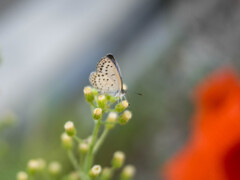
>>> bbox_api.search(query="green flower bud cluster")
[18,84,135,180]
[17,158,62,179]
[99,151,136,180]
[83,86,132,127]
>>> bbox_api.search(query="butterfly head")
[121,89,126,96]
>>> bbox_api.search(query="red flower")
[163,68,240,180]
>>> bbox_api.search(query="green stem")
[84,120,102,172]
[90,101,97,108]
[67,150,79,171]
[73,136,83,143]
[67,150,84,179]
[93,128,109,154]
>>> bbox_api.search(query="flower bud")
[48,161,62,176]
[17,171,28,180]
[91,88,98,96]
[121,165,136,180]
[61,133,73,149]
[97,95,107,109]
[112,151,125,169]
[105,112,118,129]
[106,94,118,103]
[93,108,102,120]
[118,110,132,125]
[89,165,102,178]
[68,171,79,180]
[115,100,129,113]
[36,158,46,171]
[64,121,76,136]
[28,159,40,174]
[86,136,92,144]
[83,86,94,103]
[101,167,112,180]
[78,142,89,154]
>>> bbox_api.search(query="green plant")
[17,86,135,180]
[0,112,16,158]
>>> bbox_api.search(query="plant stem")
[67,150,82,177]
[73,136,82,143]
[85,120,102,172]
[90,101,97,108]
[93,128,109,154]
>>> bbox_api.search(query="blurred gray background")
[0,0,240,179]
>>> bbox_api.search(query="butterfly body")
[89,54,126,98]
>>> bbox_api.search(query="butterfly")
[89,54,126,99]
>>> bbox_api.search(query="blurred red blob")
[163,68,240,180]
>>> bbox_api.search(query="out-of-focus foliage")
[0,112,16,158]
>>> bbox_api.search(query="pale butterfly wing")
[89,54,123,96]
[89,72,120,95]
[96,54,123,90]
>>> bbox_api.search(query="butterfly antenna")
[127,90,143,96]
